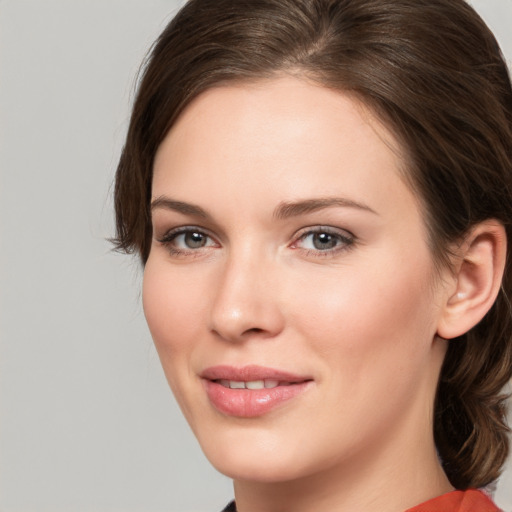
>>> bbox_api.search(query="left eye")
[294,229,353,252]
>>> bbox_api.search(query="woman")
[113,0,512,510]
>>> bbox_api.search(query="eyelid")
[156,225,220,255]
[290,225,355,254]
[155,224,355,258]
[157,225,213,241]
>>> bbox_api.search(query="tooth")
[229,381,245,389]
[220,380,230,388]
[246,380,265,390]
[264,380,279,389]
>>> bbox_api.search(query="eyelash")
[156,226,219,258]
[156,226,355,258]
[291,226,355,257]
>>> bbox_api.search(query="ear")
[437,220,507,340]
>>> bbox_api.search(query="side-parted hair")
[113,0,512,489]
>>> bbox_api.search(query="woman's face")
[144,77,449,483]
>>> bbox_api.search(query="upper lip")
[200,365,312,383]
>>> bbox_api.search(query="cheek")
[142,258,212,425]
[288,252,437,365]
[142,258,207,372]
[286,255,440,447]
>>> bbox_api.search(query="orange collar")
[405,489,500,512]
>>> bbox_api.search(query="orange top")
[406,489,500,512]
[221,489,500,512]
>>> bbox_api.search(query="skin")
[144,76,456,512]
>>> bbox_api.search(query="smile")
[201,365,313,417]
[217,379,286,389]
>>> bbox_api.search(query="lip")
[201,365,313,418]
[201,364,310,382]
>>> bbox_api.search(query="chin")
[194,422,330,484]
[209,452,308,483]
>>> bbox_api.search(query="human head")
[113,0,512,489]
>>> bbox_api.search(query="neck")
[233,433,452,512]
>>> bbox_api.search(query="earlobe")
[437,220,507,340]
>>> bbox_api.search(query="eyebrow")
[150,195,378,219]
[273,197,378,219]
[151,197,209,218]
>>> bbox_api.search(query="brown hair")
[113,0,512,490]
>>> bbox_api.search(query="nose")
[209,251,285,343]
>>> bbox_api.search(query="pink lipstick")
[201,365,313,417]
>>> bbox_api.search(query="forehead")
[152,76,419,223]
[156,75,403,163]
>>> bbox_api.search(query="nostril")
[244,327,265,335]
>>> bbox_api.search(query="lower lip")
[204,380,311,418]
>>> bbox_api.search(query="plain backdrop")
[1,1,511,511]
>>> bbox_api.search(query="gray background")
[0,1,511,511]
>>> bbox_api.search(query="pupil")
[313,233,336,250]
[185,232,205,248]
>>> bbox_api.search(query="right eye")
[172,230,213,249]
[157,227,218,256]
